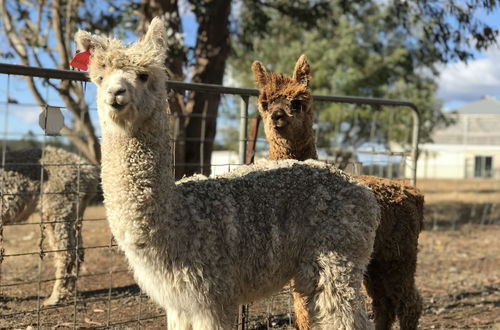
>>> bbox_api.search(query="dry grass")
[1,179,500,329]
[417,179,500,193]
[418,179,500,203]
[415,179,500,230]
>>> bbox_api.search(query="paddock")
[2,198,499,328]
[1,65,498,329]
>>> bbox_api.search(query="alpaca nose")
[271,109,286,124]
[106,86,129,109]
[272,109,285,121]
[114,88,126,96]
[108,86,127,98]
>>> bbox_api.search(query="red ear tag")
[70,51,91,71]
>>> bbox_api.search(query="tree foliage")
[237,0,500,65]
[0,0,136,164]
[229,0,494,161]
[1,0,498,171]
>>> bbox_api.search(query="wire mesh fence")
[0,63,421,329]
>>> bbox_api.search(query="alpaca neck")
[268,131,318,161]
[99,110,176,246]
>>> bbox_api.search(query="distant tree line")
[1,0,498,176]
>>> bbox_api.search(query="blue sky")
[436,7,500,110]
[437,45,500,110]
[1,5,500,140]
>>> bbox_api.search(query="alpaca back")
[168,159,380,303]
[1,148,43,224]
[1,147,99,224]
[41,146,99,206]
[355,175,424,264]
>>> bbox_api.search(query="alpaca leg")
[294,255,372,330]
[191,313,231,330]
[372,250,421,330]
[292,270,321,328]
[167,308,234,330]
[166,304,235,330]
[366,256,422,330]
[292,286,312,330]
[42,196,85,306]
[364,265,396,330]
[191,303,237,330]
[395,282,422,330]
[313,254,372,330]
[166,309,193,330]
[43,218,76,305]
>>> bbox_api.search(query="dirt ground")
[1,179,499,329]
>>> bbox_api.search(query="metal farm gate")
[0,63,420,329]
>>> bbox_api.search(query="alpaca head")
[75,17,167,130]
[252,55,313,143]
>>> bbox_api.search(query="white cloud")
[9,104,42,125]
[437,46,500,103]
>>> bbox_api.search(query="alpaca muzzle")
[106,88,129,111]
[271,109,287,129]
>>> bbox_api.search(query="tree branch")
[35,0,44,37]
[0,0,28,60]
[51,0,70,68]
[65,0,77,53]
[2,0,100,165]
[57,86,101,165]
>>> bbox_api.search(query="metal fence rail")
[0,63,421,329]
[0,63,421,185]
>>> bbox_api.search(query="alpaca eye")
[261,102,268,111]
[138,73,149,82]
[291,100,302,113]
[96,76,103,84]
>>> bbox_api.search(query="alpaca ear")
[74,30,109,52]
[292,55,311,87]
[252,61,268,88]
[143,17,167,56]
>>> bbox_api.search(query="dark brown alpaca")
[252,55,424,330]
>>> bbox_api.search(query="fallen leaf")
[84,318,103,326]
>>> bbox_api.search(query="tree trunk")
[184,0,232,176]
[138,0,232,178]
[139,0,188,178]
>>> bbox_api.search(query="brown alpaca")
[252,55,424,330]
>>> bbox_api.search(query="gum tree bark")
[138,0,232,178]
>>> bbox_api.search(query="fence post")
[411,110,420,186]
[246,116,261,164]
[238,96,250,330]
[239,96,249,165]
[237,304,248,330]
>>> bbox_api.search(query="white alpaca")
[1,146,98,305]
[75,18,380,330]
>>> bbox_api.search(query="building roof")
[452,96,500,115]
[432,96,500,145]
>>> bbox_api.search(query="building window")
[474,156,493,178]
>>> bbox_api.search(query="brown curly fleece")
[252,55,424,330]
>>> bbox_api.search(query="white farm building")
[416,96,500,179]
